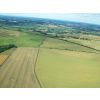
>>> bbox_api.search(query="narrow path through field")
[0,47,40,88]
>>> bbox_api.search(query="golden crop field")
[0,47,40,88]
[0,55,8,65]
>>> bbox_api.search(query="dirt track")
[0,47,39,88]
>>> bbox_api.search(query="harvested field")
[0,47,39,88]
[0,55,8,65]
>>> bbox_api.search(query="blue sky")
[1,13,100,25]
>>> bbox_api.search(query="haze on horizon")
[1,13,100,25]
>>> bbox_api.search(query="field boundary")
[33,48,42,88]
[58,38,100,53]
[41,47,98,54]
[33,37,47,88]
[46,36,100,53]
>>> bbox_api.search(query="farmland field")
[65,38,100,50]
[0,15,100,88]
[36,37,100,88]
[16,32,45,47]
[0,28,20,37]
[0,29,45,47]
[36,48,100,88]
[0,47,40,88]
[41,37,100,53]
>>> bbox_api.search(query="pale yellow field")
[36,48,100,88]
[0,47,40,88]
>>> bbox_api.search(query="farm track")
[0,47,40,88]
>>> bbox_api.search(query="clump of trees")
[0,44,17,53]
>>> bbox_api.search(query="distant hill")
[0,15,100,36]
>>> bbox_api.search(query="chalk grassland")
[36,38,100,88]
[0,47,40,88]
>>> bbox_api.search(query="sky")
[1,13,100,25]
[0,0,100,25]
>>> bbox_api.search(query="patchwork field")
[0,36,100,88]
[36,48,100,88]
[0,15,100,88]
[0,47,39,88]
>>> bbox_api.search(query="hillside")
[0,15,100,88]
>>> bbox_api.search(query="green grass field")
[0,29,45,47]
[41,37,99,53]
[15,32,45,47]
[66,38,100,50]
[36,37,100,88]
[36,48,100,88]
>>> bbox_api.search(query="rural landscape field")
[0,14,100,88]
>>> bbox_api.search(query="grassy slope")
[36,37,100,88]
[41,37,99,53]
[66,38,100,50]
[0,29,19,46]
[0,29,45,48]
[36,48,100,88]
[16,32,45,47]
